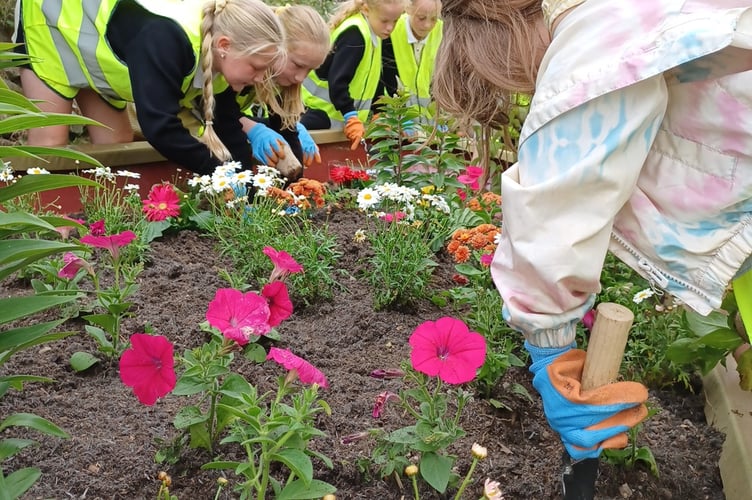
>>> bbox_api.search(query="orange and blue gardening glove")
[246,123,286,166]
[296,122,321,166]
[343,111,365,150]
[526,341,649,460]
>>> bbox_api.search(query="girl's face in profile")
[214,36,279,91]
[275,42,328,87]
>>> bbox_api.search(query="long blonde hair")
[199,0,285,161]
[254,5,330,129]
[432,0,543,128]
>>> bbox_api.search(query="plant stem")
[453,457,478,500]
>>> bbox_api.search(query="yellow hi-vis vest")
[390,14,442,119]
[302,14,381,129]
[20,0,227,110]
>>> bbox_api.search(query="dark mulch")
[0,208,725,499]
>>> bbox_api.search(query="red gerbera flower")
[409,317,487,384]
[267,347,328,388]
[119,334,176,405]
[142,183,181,222]
[206,288,271,345]
[261,281,293,327]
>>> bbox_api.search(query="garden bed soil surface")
[1,208,725,500]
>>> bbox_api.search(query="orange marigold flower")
[467,198,482,211]
[447,240,461,253]
[476,224,498,234]
[454,245,471,263]
[470,233,489,249]
[482,192,502,205]
[456,230,472,242]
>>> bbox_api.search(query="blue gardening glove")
[296,122,321,167]
[525,341,648,460]
[246,123,286,166]
[402,119,416,137]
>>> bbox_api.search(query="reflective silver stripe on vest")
[80,0,118,98]
[41,0,88,90]
[302,78,374,114]
[407,95,431,109]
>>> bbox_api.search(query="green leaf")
[0,375,54,393]
[0,295,78,325]
[0,438,36,460]
[141,220,171,244]
[270,449,313,486]
[201,460,242,471]
[0,412,69,438]
[0,113,101,135]
[0,319,68,353]
[4,467,42,499]
[419,452,453,494]
[243,342,267,363]
[276,479,337,500]
[173,406,208,429]
[0,145,102,166]
[69,351,100,372]
[736,348,752,391]
[0,173,100,203]
[684,309,730,337]
[172,375,210,396]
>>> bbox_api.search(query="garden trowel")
[561,302,634,500]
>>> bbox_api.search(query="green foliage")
[366,218,437,311]
[363,364,469,494]
[366,91,466,190]
[601,404,660,476]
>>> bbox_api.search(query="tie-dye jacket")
[490,0,752,348]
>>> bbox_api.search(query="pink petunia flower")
[380,212,406,223]
[457,166,484,191]
[409,317,487,384]
[480,253,494,267]
[119,334,176,405]
[372,391,398,418]
[369,368,405,379]
[54,216,85,240]
[58,252,93,279]
[142,183,181,222]
[266,347,328,388]
[89,219,106,236]
[263,246,303,282]
[261,281,293,327]
[80,230,137,260]
[582,309,596,332]
[206,288,271,345]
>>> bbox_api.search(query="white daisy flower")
[116,170,140,179]
[123,184,140,192]
[26,167,50,175]
[353,229,367,243]
[357,188,381,210]
[633,288,655,304]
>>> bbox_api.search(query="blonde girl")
[300,0,406,150]
[14,0,284,174]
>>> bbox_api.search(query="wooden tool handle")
[581,302,634,391]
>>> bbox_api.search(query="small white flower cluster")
[26,167,50,175]
[1,161,16,183]
[355,182,451,219]
[187,162,290,209]
[80,166,141,183]
[633,288,655,304]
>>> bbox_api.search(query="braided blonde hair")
[432,0,544,128]
[199,0,285,160]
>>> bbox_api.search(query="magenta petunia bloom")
[58,252,92,279]
[119,334,176,405]
[263,246,303,282]
[54,216,85,240]
[80,230,137,260]
[379,212,406,223]
[261,281,293,327]
[142,183,181,222]
[267,347,328,388]
[372,391,398,418]
[206,288,271,345]
[409,317,487,384]
[480,253,493,267]
[457,166,483,191]
[582,309,596,332]
[89,219,106,236]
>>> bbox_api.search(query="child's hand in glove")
[526,341,648,460]
[246,123,287,166]
[343,111,365,150]
[296,122,321,166]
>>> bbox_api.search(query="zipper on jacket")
[610,231,713,303]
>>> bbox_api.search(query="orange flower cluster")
[266,178,327,209]
[446,224,500,263]
[466,192,502,212]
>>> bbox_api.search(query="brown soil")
[0,208,725,500]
